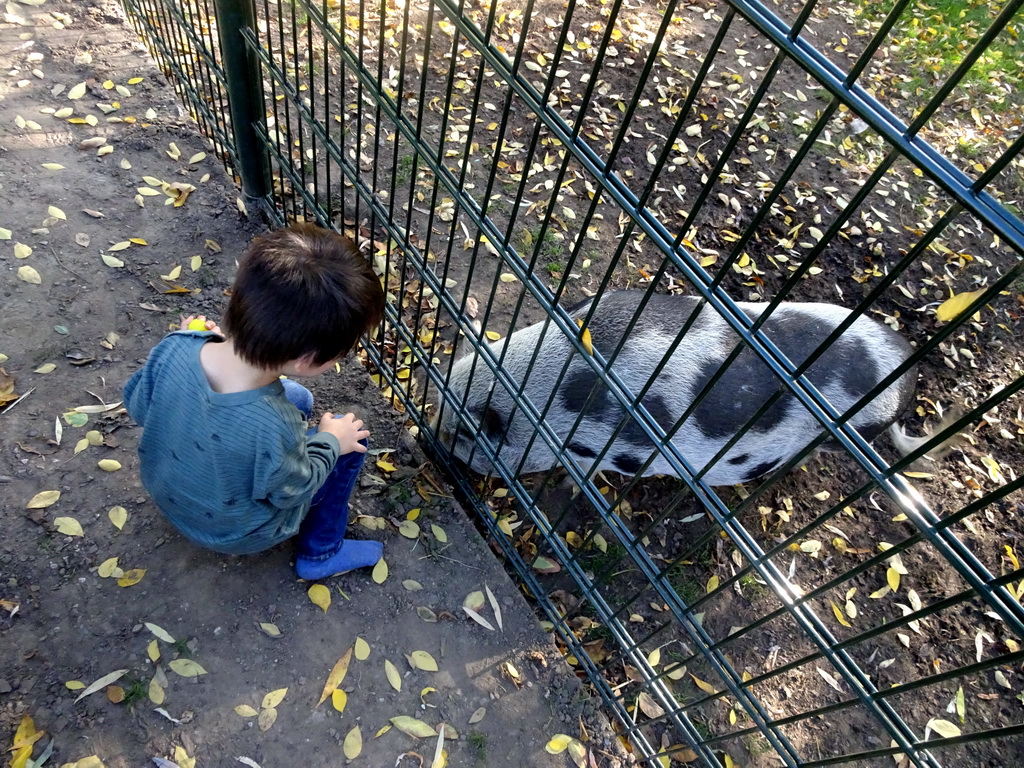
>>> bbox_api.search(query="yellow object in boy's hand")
[187,319,208,331]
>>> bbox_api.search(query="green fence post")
[212,0,272,211]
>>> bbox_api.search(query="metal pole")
[213,0,272,210]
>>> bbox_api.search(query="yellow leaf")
[54,517,84,536]
[691,674,717,694]
[74,439,89,455]
[98,459,122,471]
[128,77,144,84]
[47,205,66,220]
[431,524,448,543]
[411,650,439,671]
[385,658,402,691]
[18,265,41,284]
[148,678,164,705]
[308,583,331,612]
[355,636,370,660]
[499,272,518,283]
[485,330,501,341]
[259,622,281,637]
[188,152,206,164]
[173,746,195,768]
[10,715,39,768]
[317,647,353,705]
[391,715,437,738]
[926,718,962,739]
[97,558,120,578]
[262,687,287,709]
[235,704,259,717]
[706,574,719,594]
[14,243,32,259]
[258,706,277,732]
[33,363,55,374]
[108,505,127,529]
[117,569,146,586]
[102,80,114,89]
[161,265,182,281]
[26,490,60,508]
[376,459,396,472]
[42,162,65,171]
[831,602,852,627]
[67,82,87,99]
[545,734,572,754]
[101,254,124,268]
[190,254,202,271]
[887,567,900,592]
[146,639,160,662]
[935,289,986,322]
[332,688,347,712]
[343,726,362,759]
[65,680,85,690]
[145,622,175,642]
[168,658,207,677]
[372,557,388,584]
[86,430,103,446]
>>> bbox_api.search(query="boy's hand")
[317,412,370,454]
[180,314,223,335]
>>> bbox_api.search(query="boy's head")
[223,223,385,370]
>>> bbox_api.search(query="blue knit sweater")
[123,331,340,554]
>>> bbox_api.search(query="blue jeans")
[282,379,365,561]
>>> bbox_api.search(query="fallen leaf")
[26,490,60,508]
[262,688,287,709]
[372,557,388,584]
[148,678,164,705]
[18,265,41,284]
[546,734,572,754]
[355,636,370,660]
[410,650,439,672]
[97,558,120,578]
[925,718,962,740]
[108,506,127,529]
[168,658,207,677]
[258,707,277,732]
[343,726,362,759]
[308,583,331,612]
[97,459,122,472]
[54,517,84,536]
[331,688,347,712]
[391,715,437,738]
[146,622,175,643]
[317,647,353,705]
[258,622,281,638]
[67,82,87,99]
[385,659,402,691]
[235,704,259,717]
[935,289,986,322]
[117,569,145,587]
[47,205,66,220]
[75,669,128,701]
[468,707,486,724]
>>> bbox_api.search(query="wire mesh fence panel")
[119,0,1024,764]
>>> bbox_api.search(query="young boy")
[123,223,385,580]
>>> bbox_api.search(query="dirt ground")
[0,2,630,767]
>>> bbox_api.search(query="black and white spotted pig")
[437,290,917,485]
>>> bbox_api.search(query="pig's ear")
[470,403,506,442]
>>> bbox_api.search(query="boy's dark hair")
[223,223,385,369]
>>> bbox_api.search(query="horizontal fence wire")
[120,0,1024,764]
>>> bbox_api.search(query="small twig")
[49,247,87,282]
[1,387,34,416]
[428,553,482,571]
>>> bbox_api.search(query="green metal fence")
[120,0,1024,764]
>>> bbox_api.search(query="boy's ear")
[291,354,321,375]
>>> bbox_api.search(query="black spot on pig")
[728,453,750,465]
[569,442,598,459]
[743,459,780,483]
[560,369,614,419]
[613,453,643,474]
[471,406,506,443]
[692,310,883,440]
